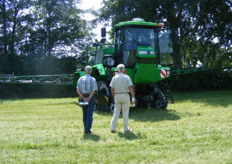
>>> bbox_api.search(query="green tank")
[73,18,173,112]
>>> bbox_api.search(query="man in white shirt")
[110,64,136,133]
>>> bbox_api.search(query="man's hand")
[132,97,136,104]
[84,97,90,102]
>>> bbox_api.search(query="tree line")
[1,0,231,74]
[0,0,93,75]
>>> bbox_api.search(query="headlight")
[138,51,155,55]
[103,58,115,67]
[138,51,147,54]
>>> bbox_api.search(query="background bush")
[1,69,231,99]
[162,69,232,91]
[0,84,76,99]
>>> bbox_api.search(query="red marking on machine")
[113,70,126,76]
[160,69,169,79]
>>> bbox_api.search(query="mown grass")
[0,90,232,163]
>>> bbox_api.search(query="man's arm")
[76,78,84,98]
[84,79,97,102]
[129,86,136,104]
[111,87,115,97]
[76,89,84,99]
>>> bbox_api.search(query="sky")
[79,0,102,21]
[79,0,109,40]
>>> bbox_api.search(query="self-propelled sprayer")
[73,18,174,112]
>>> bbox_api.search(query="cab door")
[114,29,124,65]
[158,30,174,66]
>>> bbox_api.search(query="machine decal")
[160,69,167,79]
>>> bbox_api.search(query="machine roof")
[113,18,160,30]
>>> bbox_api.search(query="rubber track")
[152,83,168,109]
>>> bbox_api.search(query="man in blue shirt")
[76,66,98,134]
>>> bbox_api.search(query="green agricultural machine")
[73,18,175,112]
[0,18,210,112]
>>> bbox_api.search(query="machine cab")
[114,27,156,67]
[113,18,173,67]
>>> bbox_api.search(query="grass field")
[0,90,232,163]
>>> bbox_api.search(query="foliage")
[182,0,232,68]
[162,69,232,91]
[0,54,25,75]
[0,0,33,55]
[0,0,91,56]
[0,83,76,99]
[0,91,232,163]
[22,55,78,75]
[24,0,92,56]
[0,0,92,76]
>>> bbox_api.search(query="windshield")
[124,28,155,50]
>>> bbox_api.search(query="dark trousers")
[81,95,95,133]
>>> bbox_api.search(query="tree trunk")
[166,11,182,68]
[170,28,182,68]
[1,0,8,55]
[9,5,19,55]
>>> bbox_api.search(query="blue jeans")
[81,95,95,133]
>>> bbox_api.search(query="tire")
[96,81,114,113]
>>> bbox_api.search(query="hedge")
[0,69,231,98]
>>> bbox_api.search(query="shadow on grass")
[173,90,232,107]
[94,107,181,122]
[83,133,101,141]
[117,131,138,140]
[94,110,113,116]
[129,108,180,122]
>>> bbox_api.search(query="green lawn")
[0,91,232,163]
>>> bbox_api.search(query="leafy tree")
[0,0,33,56]
[0,0,93,75]
[182,0,232,68]
[0,0,33,74]
[23,0,92,57]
